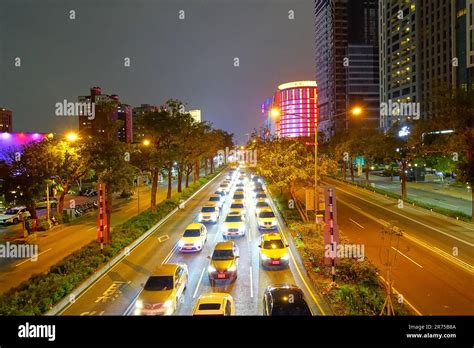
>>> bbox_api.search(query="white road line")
[378,274,422,316]
[162,243,178,264]
[87,226,95,231]
[349,218,365,229]
[249,266,253,298]
[391,247,423,268]
[15,248,52,267]
[193,267,206,299]
[336,185,474,246]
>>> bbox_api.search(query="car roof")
[209,194,221,198]
[186,223,203,230]
[262,233,283,241]
[152,263,180,276]
[230,200,244,205]
[214,241,235,250]
[259,207,273,213]
[197,292,232,304]
[202,204,217,209]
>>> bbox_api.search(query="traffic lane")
[61,172,225,315]
[174,191,258,315]
[324,177,474,244]
[337,200,474,315]
[334,185,474,267]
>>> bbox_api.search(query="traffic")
[130,167,314,316]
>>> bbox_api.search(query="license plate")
[271,260,280,265]
[217,273,226,279]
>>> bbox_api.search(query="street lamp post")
[271,106,363,232]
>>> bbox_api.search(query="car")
[208,194,224,209]
[259,233,289,269]
[178,223,207,252]
[198,204,220,224]
[218,183,231,194]
[36,197,58,209]
[256,208,278,231]
[83,188,97,197]
[192,293,235,316]
[214,190,226,198]
[222,211,246,238]
[235,182,245,190]
[232,192,245,204]
[255,192,268,202]
[229,200,246,218]
[235,187,245,194]
[251,187,264,199]
[263,284,312,316]
[134,263,188,316]
[207,241,239,286]
[255,201,271,215]
[0,207,30,225]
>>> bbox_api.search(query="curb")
[46,169,225,316]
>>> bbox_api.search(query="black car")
[263,285,312,316]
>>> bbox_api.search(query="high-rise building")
[188,110,202,123]
[379,0,453,129]
[454,0,474,91]
[78,87,133,143]
[315,0,379,137]
[261,95,276,135]
[132,104,160,143]
[0,108,12,132]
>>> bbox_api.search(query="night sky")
[0,0,315,143]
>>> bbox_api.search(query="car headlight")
[178,240,185,247]
[265,198,269,203]
[211,214,217,221]
[281,253,289,261]
[208,265,216,273]
[238,225,245,232]
[198,213,203,220]
[163,300,173,308]
[261,254,270,261]
[227,265,237,272]
[135,300,143,309]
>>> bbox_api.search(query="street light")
[65,132,79,142]
[271,106,363,231]
[142,139,151,147]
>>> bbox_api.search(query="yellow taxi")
[198,204,220,224]
[229,199,246,218]
[258,233,290,269]
[256,207,278,231]
[222,211,246,238]
[178,223,207,252]
[134,263,188,315]
[192,293,235,316]
[208,241,239,286]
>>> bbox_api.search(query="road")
[0,184,168,295]
[60,169,330,316]
[323,177,474,315]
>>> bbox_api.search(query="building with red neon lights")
[273,81,318,138]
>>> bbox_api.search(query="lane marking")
[391,247,423,268]
[87,226,95,231]
[193,267,206,299]
[349,218,365,229]
[15,248,52,267]
[335,184,474,246]
[378,274,422,316]
[338,198,473,273]
[249,266,253,298]
[158,234,169,243]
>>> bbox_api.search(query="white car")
[0,207,30,225]
[198,205,220,224]
[178,223,207,252]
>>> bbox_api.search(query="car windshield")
[259,211,275,218]
[256,202,269,208]
[144,276,174,291]
[231,204,244,209]
[263,240,284,249]
[183,229,201,237]
[212,249,234,260]
[198,303,221,310]
[225,215,242,222]
[202,207,216,213]
[256,194,267,199]
[233,195,244,200]
[209,197,220,201]
[4,209,19,215]
[220,184,228,187]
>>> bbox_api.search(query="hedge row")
[0,170,221,315]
